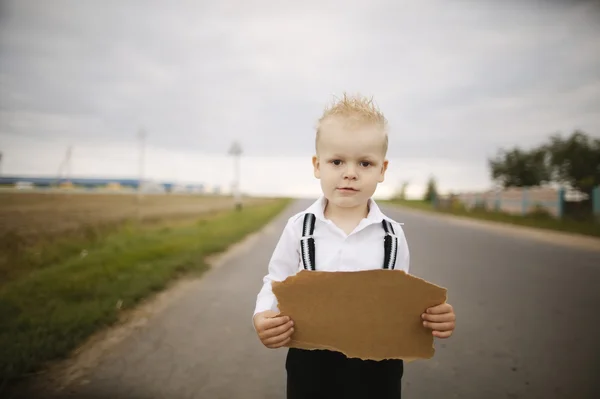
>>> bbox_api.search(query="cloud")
[1,0,599,196]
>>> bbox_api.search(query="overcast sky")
[1,0,599,198]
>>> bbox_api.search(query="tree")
[487,130,600,195]
[546,130,600,196]
[488,147,551,188]
[399,181,409,200]
[423,175,438,202]
[394,180,409,200]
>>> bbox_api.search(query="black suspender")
[300,213,399,270]
[300,213,316,270]
[382,219,398,270]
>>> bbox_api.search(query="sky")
[1,0,599,199]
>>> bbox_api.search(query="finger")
[422,312,456,323]
[426,303,453,315]
[267,336,292,349]
[259,320,294,339]
[432,330,453,338]
[263,329,294,347]
[263,326,295,346]
[261,310,279,318]
[423,321,455,331]
[261,315,291,330]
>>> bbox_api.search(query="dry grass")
[0,191,276,284]
[0,192,268,239]
[0,197,291,386]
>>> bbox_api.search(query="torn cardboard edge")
[272,269,447,361]
[285,338,422,363]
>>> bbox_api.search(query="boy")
[253,93,456,398]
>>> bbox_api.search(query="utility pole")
[65,146,72,183]
[136,128,147,222]
[228,141,243,210]
[137,128,146,201]
[56,145,73,188]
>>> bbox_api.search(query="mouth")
[337,187,359,192]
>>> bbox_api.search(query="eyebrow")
[329,153,379,158]
[328,154,380,163]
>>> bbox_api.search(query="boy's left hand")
[422,303,456,338]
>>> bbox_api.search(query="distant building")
[0,175,206,194]
[105,182,122,191]
[15,181,34,190]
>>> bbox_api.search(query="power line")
[0,131,147,162]
[0,132,141,148]
[0,131,65,143]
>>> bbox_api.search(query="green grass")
[385,199,600,238]
[0,198,291,385]
[1,220,131,285]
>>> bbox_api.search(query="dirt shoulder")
[387,204,600,253]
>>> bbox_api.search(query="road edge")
[4,200,294,398]
[383,204,600,253]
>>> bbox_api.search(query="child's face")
[312,120,388,209]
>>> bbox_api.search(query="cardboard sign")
[272,269,447,361]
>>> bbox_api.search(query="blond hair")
[315,92,388,154]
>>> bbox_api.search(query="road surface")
[17,199,600,398]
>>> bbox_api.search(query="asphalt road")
[19,199,600,398]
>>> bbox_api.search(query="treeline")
[392,130,599,202]
[488,130,600,196]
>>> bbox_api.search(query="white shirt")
[253,196,410,317]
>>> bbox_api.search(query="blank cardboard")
[272,269,447,361]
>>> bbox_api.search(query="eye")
[360,161,372,167]
[331,159,342,166]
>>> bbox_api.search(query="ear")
[312,155,321,179]
[378,159,389,183]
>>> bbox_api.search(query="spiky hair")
[316,92,388,154]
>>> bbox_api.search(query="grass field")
[0,192,291,387]
[0,191,269,239]
[0,192,272,284]
[386,199,600,238]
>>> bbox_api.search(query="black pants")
[286,348,403,399]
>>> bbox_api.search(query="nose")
[343,164,358,180]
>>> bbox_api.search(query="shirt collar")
[305,195,391,225]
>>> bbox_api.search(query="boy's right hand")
[253,310,295,349]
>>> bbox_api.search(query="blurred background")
[1,0,597,199]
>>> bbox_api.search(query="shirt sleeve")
[253,216,301,317]
[393,222,410,273]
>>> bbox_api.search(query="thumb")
[253,310,279,327]
[262,310,280,318]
